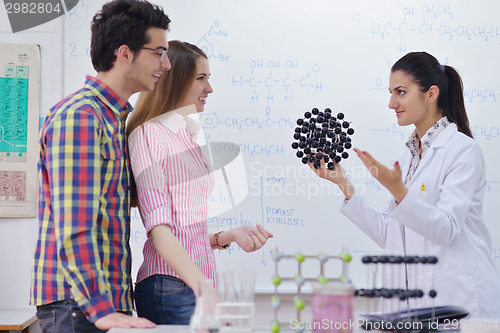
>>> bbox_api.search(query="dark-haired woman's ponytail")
[441,66,473,138]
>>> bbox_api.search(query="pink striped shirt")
[128,107,216,285]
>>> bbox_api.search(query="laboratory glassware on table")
[190,271,257,333]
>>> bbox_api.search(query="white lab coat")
[341,123,500,319]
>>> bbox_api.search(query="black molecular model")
[292,108,354,170]
[357,255,439,308]
[356,255,468,333]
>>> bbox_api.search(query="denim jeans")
[36,299,133,333]
[36,299,107,333]
[134,274,196,325]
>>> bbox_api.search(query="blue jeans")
[36,299,107,333]
[36,299,132,333]
[134,274,196,325]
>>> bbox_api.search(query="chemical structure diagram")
[195,21,323,104]
[199,113,296,131]
[197,21,231,63]
[362,4,500,54]
[231,61,323,104]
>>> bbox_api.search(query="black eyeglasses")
[141,47,168,61]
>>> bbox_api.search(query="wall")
[0,1,499,327]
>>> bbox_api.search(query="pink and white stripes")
[128,112,216,284]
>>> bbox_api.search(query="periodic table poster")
[0,43,40,217]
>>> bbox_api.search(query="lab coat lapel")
[409,148,435,184]
[405,123,457,188]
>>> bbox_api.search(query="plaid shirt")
[31,76,133,322]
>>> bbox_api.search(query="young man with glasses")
[31,1,171,332]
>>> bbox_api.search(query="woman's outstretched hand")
[221,224,274,253]
[309,159,348,184]
[308,159,356,200]
[353,148,408,203]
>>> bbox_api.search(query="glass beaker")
[190,279,220,333]
[216,271,256,331]
[312,281,356,333]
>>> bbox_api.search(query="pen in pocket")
[420,183,425,197]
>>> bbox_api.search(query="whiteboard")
[62,0,500,292]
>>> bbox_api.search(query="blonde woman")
[127,41,273,325]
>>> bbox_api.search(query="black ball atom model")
[292,108,355,170]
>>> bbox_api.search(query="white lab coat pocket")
[420,188,441,206]
[428,272,478,316]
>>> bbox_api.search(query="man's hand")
[94,312,156,330]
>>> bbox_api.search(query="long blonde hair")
[127,40,208,207]
[126,40,208,136]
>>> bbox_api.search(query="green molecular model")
[271,295,281,310]
[295,252,305,263]
[317,274,329,284]
[272,274,282,286]
[294,296,305,310]
[340,252,352,262]
[270,247,351,332]
[271,320,280,333]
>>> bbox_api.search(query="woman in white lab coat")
[312,52,500,319]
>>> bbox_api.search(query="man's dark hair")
[90,0,171,72]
